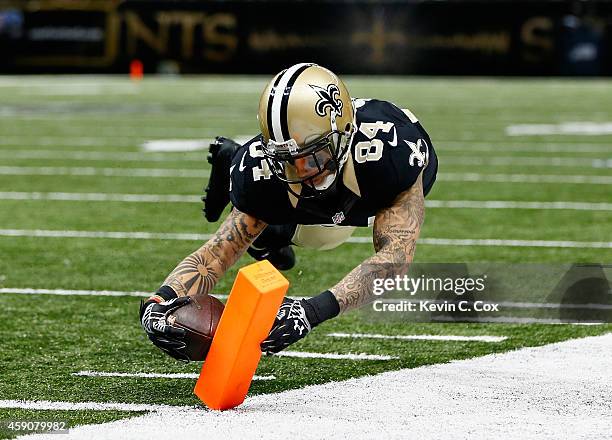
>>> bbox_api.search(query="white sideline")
[2,192,612,211]
[17,334,612,440]
[72,371,275,381]
[1,229,610,249]
[273,351,396,361]
[327,332,507,343]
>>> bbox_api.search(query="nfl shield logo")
[332,211,345,224]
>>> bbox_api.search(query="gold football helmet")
[258,63,355,198]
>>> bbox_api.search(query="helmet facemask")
[263,110,354,199]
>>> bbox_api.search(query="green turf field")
[0,76,610,438]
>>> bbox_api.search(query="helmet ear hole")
[344,123,351,132]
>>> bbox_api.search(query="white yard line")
[0,229,211,241]
[349,236,612,249]
[0,166,208,178]
[0,136,136,147]
[416,237,612,249]
[431,316,605,324]
[381,299,612,311]
[72,371,275,381]
[1,289,605,325]
[327,333,507,343]
[0,400,192,413]
[0,137,607,149]
[273,351,396,361]
[0,192,197,203]
[426,200,612,211]
[506,121,612,136]
[438,172,612,185]
[0,166,609,185]
[141,137,251,152]
[18,84,141,96]
[439,141,612,153]
[16,334,612,440]
[0,150,205,162]
[0,288,152,297]
[1,229,610,249]
[2,149,612,167]
[141,140,209,152]
[447,156,612,168]
[2,192,612,211]
[0,288,304,301]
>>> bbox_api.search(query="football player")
[140,63,438,359]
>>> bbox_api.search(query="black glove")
[261,291,340,354]
[139,290,191,362]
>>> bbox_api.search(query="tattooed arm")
[162,208,267,297]
[139,208,266,361]
[330,172,425,313]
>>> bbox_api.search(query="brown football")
[167,294,225,361]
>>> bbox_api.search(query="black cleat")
[202,136,241,222]
[247,245,296,271]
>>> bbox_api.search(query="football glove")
[139,293,191,362]
[261,291,340,354]
[261,298,312,354]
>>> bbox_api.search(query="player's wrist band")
[146,285,178,304]
[303,290,340,327]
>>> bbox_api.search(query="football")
[167,294,225,361]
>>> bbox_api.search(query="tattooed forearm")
[162,208,266,297]
[331,173,425,312]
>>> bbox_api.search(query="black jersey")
[229,99,438,226]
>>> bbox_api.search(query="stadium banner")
[358,264,612,324]
[0,0,610,75]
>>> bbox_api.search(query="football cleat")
[247,245,296,271]
[202,136,241,222]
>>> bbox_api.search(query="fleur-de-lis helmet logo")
[309,83,343,117]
